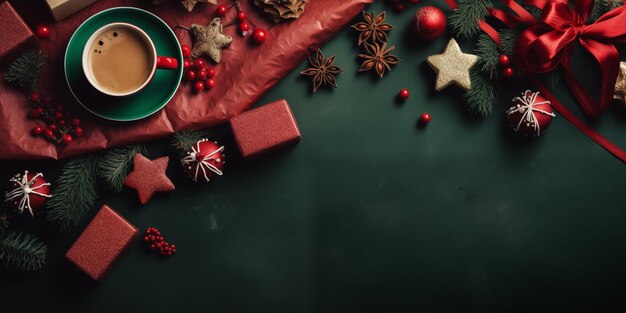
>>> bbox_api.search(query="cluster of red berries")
[498,54,515,78]
[388,0,421,12]
[216,4,267,44]
[181,46,217,93]
[143,227,177,257]
[28,92,83,145]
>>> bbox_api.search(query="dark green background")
[2,1,626,311]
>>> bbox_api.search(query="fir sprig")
[46,155,100,231]
[3,50,47,91]
[0,214,8,236]
[172,129,214,155]
[449,0,492,39]
[465,68,499,116]
[0,232,47,271]
[98,145,147,193]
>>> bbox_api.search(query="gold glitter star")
[190,18,233,64]
[613,61,626,105]
[426,38,479,91]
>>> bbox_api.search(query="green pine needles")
[172,129,213,155]
[449,0,492,39]
[3,50,47,91]
[98,145,147,193]
[0,232,47,272]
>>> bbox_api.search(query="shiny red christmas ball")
[5,171,51,216]
[252,29,267,44]
[502,67,514,78]
[398,88,410,101]
[412,6,446,41]
[420,113,431,124]
[181,44,191,57]
[181,139,225,182]
[216,5,228,16]
[36,24,51,39]
[236,11,247,22]
[506,90,555,137]
[498,54,510,66]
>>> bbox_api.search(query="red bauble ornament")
[398,88,410,101]
[36,24,51,39]
[506,90,555,137]
[236,11,247,22]
[420,113,431,124]
[216,5,228,16]
[181,139,225,182]
[181,44,191,58]
[252,29,267,44]
[502,67,514,78]
[498,54,510,66]
[4,171,51,216]
[412,6,446,41]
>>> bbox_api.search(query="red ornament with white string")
[506,90,555,137]
[4,171,51,217]
[181,139,226,182]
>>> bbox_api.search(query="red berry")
[216,5,228,16]
[156,236,164,242]
[29,108,40,118]
[73,127,84,137]
[194,81,205,92]
[150,244,157,250]
[398,88,410,101]
[54,111,63,120]
[502,67,514,77]
[420,113,431,124]
[239,22,250,34]
[206,68,216,78]
[197,69,208,81]
[36,107,44,115]
[32,126,44,136]
[252,29,267,44]
[498,54,510,66]
[181,44,191,58]
[30,92,40,102]
[205,79,215,89]
[36,25,50,39]
[411,0,420,3]
[185,69,197,81]
[59,119,66,127]
[150,235,156,241]
[143,235,150,242]
[395,3,405,11]
[193,58,206,69]
[196,151,205,161]
[71,118,81,126]
[48,123,57,131]
[44,128,55,139]
[42,96,52,105]
[183,59,192,70]
[61,134,73,144]
[236,11,246,22]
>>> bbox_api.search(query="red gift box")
[0,1,38,65]
[65,205,138,281]
[230,99,301,159]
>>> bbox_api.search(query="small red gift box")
[0,1,38,65]
[65,205,138,281]
[230,99,301,159]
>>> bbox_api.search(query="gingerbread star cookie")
[190,18,233,63]
[124,154,175,204]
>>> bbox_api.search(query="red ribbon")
[515,0,626,118]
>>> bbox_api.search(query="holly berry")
[32,126,44,136]
[48,123,57,131]
[183,59,192,70]
[54,111,63,120]
[395,3,405,11]
[185,69,197,81]
[36,25,50,39]
[181,44,191,58]
[44,128,55,139]
[194,81,205,92]
[193,58,206,69]
[59,119,66,127]
[498,54,510,66]
[398,88,410,101]
[71,118,81,127]
[206,68,216,78]
[61,134,73,145]
[236,11,247,22]
[420,113,431,124]
[30,92,40,102]
[205,79,215,89]
[29,108,41,118]
[197,69,208,81]
[502,67,514,78]
[252,29,267,44]
[239,22,250,34]
[42,96,52,106]
[216,5,228,16]
[74,127,84,137]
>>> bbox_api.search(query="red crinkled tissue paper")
[0,0,373,160]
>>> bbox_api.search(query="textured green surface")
[3,1,626,312]
[65,7,183,121]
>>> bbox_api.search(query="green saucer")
[65,7,183,121]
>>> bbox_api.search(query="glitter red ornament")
[4,170,51,216]
[506,90,555,137]
[181,139,225,182]
[412,6,446,41]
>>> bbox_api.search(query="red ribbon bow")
[515,0,626,118]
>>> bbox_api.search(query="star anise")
[351,11,395,46]
[300,49,343,93]
[358,42,400,78]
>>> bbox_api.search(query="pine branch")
[540,69,561,91]
[3,50,47,91]
[589,0,623,23]
[465,67,500,116]
[46,155,100,231]
[474,29,520,79]
[0,231,47,271]
[172,129,214,155]
[0,214,9,237]
[449,0,492,39]
[98,145,147,193]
